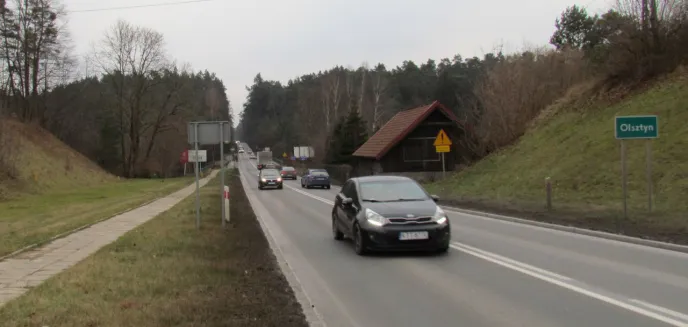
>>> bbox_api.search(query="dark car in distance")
[331,175,450,255]
[280,166,298,179]
[258,168,283,190]
[301,169,331,189]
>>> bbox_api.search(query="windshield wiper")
[390,198,425,202]
[361,198,381,202]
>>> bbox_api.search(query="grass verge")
[424,76,688,244]
[0,169,308,327]
[0,176,194,257]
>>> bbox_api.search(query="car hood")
[364,200,437,218]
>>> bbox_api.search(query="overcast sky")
[63,0,610,125]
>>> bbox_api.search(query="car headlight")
[261,178,266,182]
[277,177,282,182]
[432,206,448,225]
[365,208,387,227]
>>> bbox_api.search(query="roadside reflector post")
[545,177,552,211]
[223,185,230,223]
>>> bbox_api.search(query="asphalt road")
[237,149,688,327]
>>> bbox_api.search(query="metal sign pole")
[646,140,653,212]
[220,123,226,228]
[194,123,201,230]
[441,152,446,179]
[620,140,627,232]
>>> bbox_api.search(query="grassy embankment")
[425,75,688,243]
[0,119,194,257]
[0,169,308,327]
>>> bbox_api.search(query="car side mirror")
[431,195,440,202]
[342,197,353,205]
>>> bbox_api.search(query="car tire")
[301,182,305,188]
[332,214,344,241]
[353,223,368,255]
[258,185,263,190]
[278,185,283,189]
[326,185,331,189]
[436,245,450,254]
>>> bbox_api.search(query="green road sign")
[615,115,658,139]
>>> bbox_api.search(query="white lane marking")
[453,243,571,282]
[285,184,335,205]
[630,299,688,323]
[452,241,688,326]
[279,173,688,327]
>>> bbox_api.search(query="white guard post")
[223,185,230,222]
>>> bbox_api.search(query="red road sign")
[223,189,230,199]
[180,149,188,164]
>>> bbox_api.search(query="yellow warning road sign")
[435,145,450,153]
[433,129,452,146]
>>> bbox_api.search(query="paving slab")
[0,168,224,307]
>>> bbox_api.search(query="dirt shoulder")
[0,169,309,327]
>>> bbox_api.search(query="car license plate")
[399,231,429,240]
[268,182,275,185]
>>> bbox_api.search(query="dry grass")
[0,118,114,200]
[0,169,308,327]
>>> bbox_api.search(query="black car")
[331,175,450,255]
[301,169,331,189]
[258,168,283,190]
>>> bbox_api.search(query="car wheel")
[332,214,344,241]
[278,185,283,189]
[301,181,305,188]
[436,245,450,254]
[326,185,331,189]
[353,223,368,255]
[258,185,262,190]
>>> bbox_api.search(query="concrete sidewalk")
[0,169,220,307]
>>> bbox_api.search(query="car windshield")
[311,171,328,176]
[359,180,429,202]
[261,169,279,177]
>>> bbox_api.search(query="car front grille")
[387,216,434,225]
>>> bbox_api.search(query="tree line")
[0,0,232,178]
[237,0,688,168]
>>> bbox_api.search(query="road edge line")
[442,206,688,254]
[237,165,327,327]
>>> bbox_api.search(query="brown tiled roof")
[353,100,461,160]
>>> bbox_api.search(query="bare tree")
[358,62,368,115]
[369,64,389,131]
[94,19,168,177]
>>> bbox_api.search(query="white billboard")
[188,150,207,162]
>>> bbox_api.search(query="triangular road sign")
[433,129,452,146]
